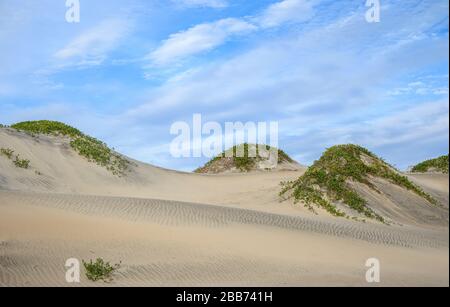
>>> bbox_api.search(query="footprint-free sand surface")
[0,128,448,286]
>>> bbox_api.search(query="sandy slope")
[1,191,448,286]
[407,173,449,208]
[0,128,305,215]
[0,128,449,286]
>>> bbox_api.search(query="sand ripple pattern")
[0,190,447,249]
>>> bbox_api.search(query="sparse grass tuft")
[11,120,130,176]
[83,258,121,283]
[1,148,30,169]
[411,155,449,174]
[280,144,439,223]
[1,148,14,159]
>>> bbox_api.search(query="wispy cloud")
[362,99,449,147]
[0,0,448,171]
[257,0,315,28]
[54,18,131,67]
[149,0,317,66]
[149,18,256,65]
[388,75,449,96]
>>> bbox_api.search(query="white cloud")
[257,0,314,28]
[54,19,130,66]
[150,0,316,66]
[149,18,256,65]
[172,0,228,8]
[129,0,449,159]
[388,77,449,96]
[359,99,449,148]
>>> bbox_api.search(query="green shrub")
[280,144,439,223]
[83,258,121,282]
[13,156,30,169]
[411,155,449,174]
[11,120,130,176]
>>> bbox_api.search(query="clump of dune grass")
[13,156,30,169]
[83,258,121,283]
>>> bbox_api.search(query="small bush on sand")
[83,258,121,282]
[13,156,30,169]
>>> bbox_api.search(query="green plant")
[1,148,31,169]
[13,155,30,169]
[280,144,439,223]
[195,143,294,173]
[411,155,449,174]
[82,258,121,282]
[0,148,14,159]
[70,137,130,176]
[11,120,130,176]
[11,120,83,138]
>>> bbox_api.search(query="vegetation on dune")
[1,147,31,169]
[195,143,295,173]
[83,258,121,283]
[1,148,14,159]
[11,120,130,176]
[13,156,30,169]
[11,120,83,138]
[70,137,130,176]
[280,144,439,223]
[411,155,449,174]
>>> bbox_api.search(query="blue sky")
[0,0,448,171]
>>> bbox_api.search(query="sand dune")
[407,173,449,207]
[0,127,449,286]
[1,190,448,286]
